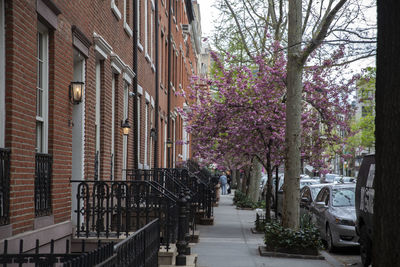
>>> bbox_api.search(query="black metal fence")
[71,180,178,248]
[35,153,52,217]
[0,148,10,226]
[112,219,159,267]
[0,238,112,267]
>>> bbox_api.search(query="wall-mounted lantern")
[166,139,173,148]
[69,81,84,104]
[121,119,131,136]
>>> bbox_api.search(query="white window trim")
[122,82,129,180]
[36,23,49,153]
[137,0,141,41]
[0,0,5,147]
[111,0,122,20]
[144,102,149,167]
[123,0,133,37]
[172,118,176,168]
[111,75,116,180]
[137,85,143,167]
[93,32,113,60]
[144,0,148,54]
[138,42,144,52]
[95,61,101,178]
[163,121,167,168]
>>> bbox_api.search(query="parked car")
[355,154,375,266]
[260,173,284,204]
[276,178,317,216]
[300,184,327,219]
[311,183,359,252]
[334,176,356,184]
[321,173,340,183]
[300,179,319,189]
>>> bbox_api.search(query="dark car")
[300,183,328,219]
[355,154,375,267]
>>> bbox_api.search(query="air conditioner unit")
[182,24,191,34]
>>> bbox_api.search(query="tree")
[210,0,376,229]
[181,45,356,221]
[374,1,400,265]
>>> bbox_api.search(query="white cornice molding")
[110,52,125,74]
[123,65,135,84]
[93,32,113,60]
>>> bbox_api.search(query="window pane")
[36,121,43,152]
[38,33,43,60]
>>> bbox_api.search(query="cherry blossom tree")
[179,41,356,220]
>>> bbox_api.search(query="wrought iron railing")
[112,219,159,267]
[35,153,52,217]
[0,238,113,266]
[0,148,10,226]
[71,180,178,248]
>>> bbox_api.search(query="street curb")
[258,246,325,260]
[250,228,264,234]
[319,250,344,267]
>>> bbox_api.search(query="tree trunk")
[265,148,273,220]
[235,169,241,189]
[283,0,302,230]
[248,158,262,202]
[374,2,400,265]
[231,168,237,188]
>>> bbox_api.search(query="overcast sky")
[198,0,216,38]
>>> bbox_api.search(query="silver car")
[311,183,359,251]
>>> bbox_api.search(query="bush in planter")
[233,190,246,204]
[255,213,267,232]
[236,198,257,209]
[264,219,323,255]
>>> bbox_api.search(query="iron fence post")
[176,191,188,265]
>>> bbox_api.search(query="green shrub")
[233,190,246,204]
[264,220,322,251]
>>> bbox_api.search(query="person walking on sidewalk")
[219,172,228,195]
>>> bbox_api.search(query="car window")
[323,190,330,205]
[316,188,326,202]
[332,187,355,207]
[310,187,323,200]
[301,188,311,201]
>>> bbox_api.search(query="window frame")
[0,0,5,148]
[36,22,49,154]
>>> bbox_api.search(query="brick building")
[0,0,202,253]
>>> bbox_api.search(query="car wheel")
[326,225,336,252]
[360,225,372,267]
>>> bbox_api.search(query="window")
[122,82,129,179]
[0,0,5,148]
[137,86,142,167]
[144,101,149,167]
[150,0,154,59]
[111,0,122,20]
[144,0,148,54]
[172,118,175,167]
[35,22,52,217]
[95,60,102,180]
[149,106,154,168]
[163,121,167,167]
[124,0,133,37]
[137,0,141,43]
[111,74,116,180]
[36,23,49,153]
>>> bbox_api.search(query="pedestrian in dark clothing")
[227,172,232,194]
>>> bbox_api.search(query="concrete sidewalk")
[192,194,335,267]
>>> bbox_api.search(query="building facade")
[0,0,202,253]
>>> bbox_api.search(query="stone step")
[159,244,178,266]
[160,253,198,267]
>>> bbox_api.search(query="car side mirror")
[315,201,327,208]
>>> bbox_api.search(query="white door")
[71,50,85,225]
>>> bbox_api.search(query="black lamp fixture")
[166,139,173,148]
[69,81,84,104]
[150,128,157,139]
[121,119,131,135]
